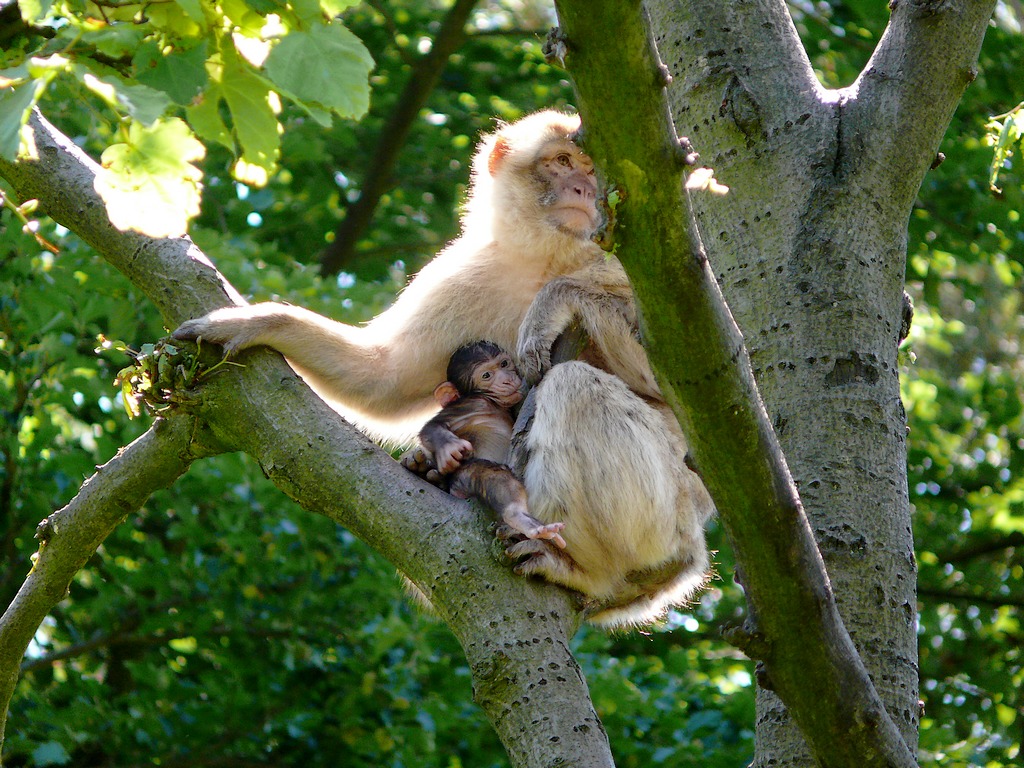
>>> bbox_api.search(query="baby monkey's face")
[473,352,524,408]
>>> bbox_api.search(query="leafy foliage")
[0,0,374,234]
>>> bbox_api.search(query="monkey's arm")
[516,260,660,399]
[174,302,437,422]
[419,416,474,474]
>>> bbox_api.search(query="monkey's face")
[474,352,524,408]
[535,140,598,237]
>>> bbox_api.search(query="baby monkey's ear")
[433,381,462,407]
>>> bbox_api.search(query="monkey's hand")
[516,332,554,385]
[173,304,283,356]
[516,276,587,383]
[434,439,474,475]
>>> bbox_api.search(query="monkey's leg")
[449,460,566,548]
[519,361,714,621]
[506,537,582,581]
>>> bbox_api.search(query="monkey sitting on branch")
[175,110,714,627]
[402,340,566,549]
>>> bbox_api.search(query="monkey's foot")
[506,538,581,584]
[398,447,445,488]
[498,505,567,549]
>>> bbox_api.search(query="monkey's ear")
[434,381,461,407]
[487,137,512,176]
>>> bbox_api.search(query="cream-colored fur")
[175,111,714,626]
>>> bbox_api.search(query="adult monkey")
[175,111,714,627]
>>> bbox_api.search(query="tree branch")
[0,112,615,768]
[0,414,206,751]
[934,531,1024,564]
[550,2,915,766]
[318,0,480,277]
[847,0,998,216]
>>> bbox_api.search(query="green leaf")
[243,0,285,14]
[111,81,174,126]
[18,0,53,24]
[220,0,265,37]
[174,0,206,24]
[986,104,1024,194]
[289,0,324,25]
[0,80,44,159]
[186,84,234,151]
[320,0,360,17]
[219,46,279,179]
[86,26,147,59]
[263,22,373,119]
[134,41,209,105]
[146,1,204,36]
[75,67,172,126]
[94,118,206,238]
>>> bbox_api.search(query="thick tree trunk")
[645,0,995,762]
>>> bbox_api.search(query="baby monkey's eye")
[481,371,492,380]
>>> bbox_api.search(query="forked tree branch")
[550,1,916,766]
[0,111,613,768]
[0,415,204,750]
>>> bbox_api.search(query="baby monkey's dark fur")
[418,341,566,549]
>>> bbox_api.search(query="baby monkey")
[404,341,566,548]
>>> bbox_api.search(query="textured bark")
[638,0,994,764]
[551,1,920,765]
[0,112,614,768]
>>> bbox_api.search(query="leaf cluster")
[108,335,234,418]
[0,0,373,236]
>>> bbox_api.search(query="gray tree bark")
[642,0,996,763]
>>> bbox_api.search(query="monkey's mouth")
[551,205,598,235]
[493,389,524,408]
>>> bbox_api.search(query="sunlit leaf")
[17,0,53,24]
[77,69,172,126]
[0,80,44,159]
[320,0,360,16]
[219,45,279,182]
[263,22,373,119]
[94,117,205,237]
[185,84,234,151]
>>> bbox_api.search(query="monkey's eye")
[500,358,510,368]
[556,153,572,168]
[481,371,492,380]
